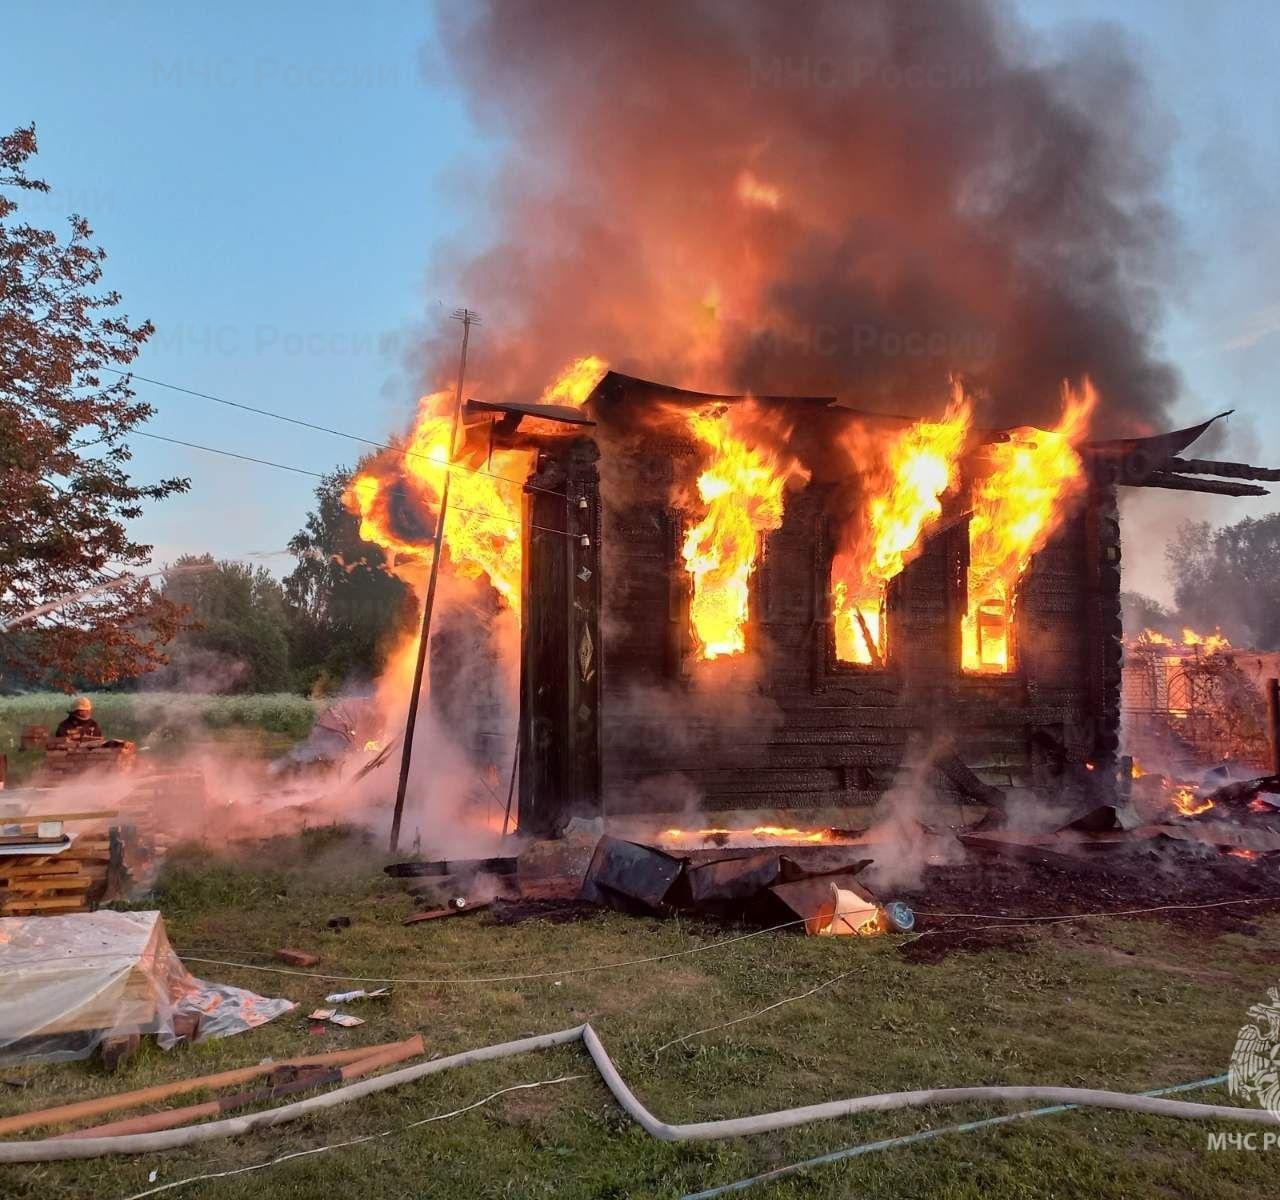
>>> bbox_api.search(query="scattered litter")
[403,901,491,926]
[307,1008,365,1028]
[275,948,321,968]
[148,1169,158,1183]
[324,988,391,1004]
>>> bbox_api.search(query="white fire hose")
[0,1023,1272,1164]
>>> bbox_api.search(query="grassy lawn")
[1,830,1278,1199]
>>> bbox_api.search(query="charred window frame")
[816,507,893,677]
[667,507,772,673]
[956,499,1023,678]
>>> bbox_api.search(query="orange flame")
[660,824,834,844]
[540,354,609,407]
[345,357,607,614]
[832,385,972,664]
[1172,785,1213,817]
[1182,626,1232,653]
[679,404,808,659]
[962,380,1097,672]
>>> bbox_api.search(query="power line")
[105,367,574,499]
[134,430,324,477]
[132,429,584,541]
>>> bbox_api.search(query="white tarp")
[0,910,294,1064]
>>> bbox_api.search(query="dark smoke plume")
[422,0,1179,435]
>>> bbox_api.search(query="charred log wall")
[593,423,1103,817]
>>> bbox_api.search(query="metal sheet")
[685,852,780,904]
[579,836,684,911]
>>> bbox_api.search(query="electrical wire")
[115,1074,584,1200]
[108,367,577,499]
[174,892,1280,984]
[176,917,816,984]
[132,430,323,477]
[653,968,862,1056]
[0,917,813,977]
[132,430,586,540]
[6,894,1279,981]
[911,894,1280,923]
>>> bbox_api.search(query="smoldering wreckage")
[4,358,1280,1167]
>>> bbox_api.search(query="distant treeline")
[7,471,417,698]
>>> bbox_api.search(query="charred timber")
[1167,457,1280,482]
[1137,472,1270,497]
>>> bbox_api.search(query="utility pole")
[388,308,479,854]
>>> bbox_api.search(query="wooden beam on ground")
[0,1036,423,1136]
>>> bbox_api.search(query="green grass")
[0,692,321,783]
[1,833,1278,1199]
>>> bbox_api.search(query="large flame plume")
[345,357,607,613]
[832,386,972,665]
[962,380,1098,672]
[678,404,808,660]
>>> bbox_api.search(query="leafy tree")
[284,469,417,693]
[1167,514,1280,649]
[1120,590,1173,637]
[148,555,292,693]
[0,125,188,689]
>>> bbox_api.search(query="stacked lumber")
[118,769,208,852]
[0,812,121,917]
[38,737,136,783]
[18,724,49,751]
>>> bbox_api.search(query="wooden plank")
[1,896,91,912]
[0,862,85,879]
[2,879,92,894]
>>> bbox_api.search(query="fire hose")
[0,1023,1272,1164]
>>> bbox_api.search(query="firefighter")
[55,697,102,740]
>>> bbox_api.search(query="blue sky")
[4,0,1278,601]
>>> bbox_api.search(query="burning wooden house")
[348,368,1279,838]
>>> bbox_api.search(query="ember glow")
[962,380,1097,673]
[833,386,972,665]
[679,404,808,660]
[660,824,835,845]
[346,357,607,614]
